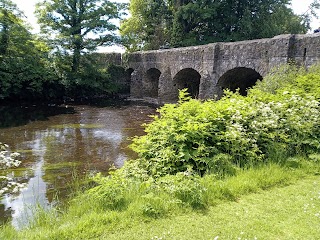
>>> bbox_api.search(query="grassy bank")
[106,175,320,240]
[1,159,320,239]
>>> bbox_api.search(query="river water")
[0,101,156,228]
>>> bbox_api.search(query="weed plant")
[1,160,320,239]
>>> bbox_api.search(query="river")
[0,101,156,228]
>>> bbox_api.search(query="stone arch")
[173,68,201,99]
[217,67,262,96]
[143,68,161,98]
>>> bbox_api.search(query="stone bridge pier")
[127,34,320,103]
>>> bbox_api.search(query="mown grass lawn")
[105,176,320,240]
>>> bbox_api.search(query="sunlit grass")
[105,176,320,240]
[1,160,320,239]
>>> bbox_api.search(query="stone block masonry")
[99,34,320,103]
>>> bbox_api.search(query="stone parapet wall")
[97,34,320,103]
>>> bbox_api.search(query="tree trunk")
[72,43,81,73]
[70,0,83,74]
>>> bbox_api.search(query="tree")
[121,0,317,50]
[0,0,25,55]
[0,0,59,101]
[35,0,125,74]
[120,0,172,51]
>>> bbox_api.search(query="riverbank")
[1,160,320,239]
[107,175,320,240]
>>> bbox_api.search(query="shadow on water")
[0,105,76,129]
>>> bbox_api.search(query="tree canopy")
[32,0,129,98]
[120,0,318,51]
[0,0,58,101]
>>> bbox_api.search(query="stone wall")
[96,34,320,103]
[126,34,320,103]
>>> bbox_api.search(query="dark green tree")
[0,0,59,101]
[171,0,311,46]
[121,0,317,50]
[120,0,172,51]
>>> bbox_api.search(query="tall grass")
[1,159,320,240]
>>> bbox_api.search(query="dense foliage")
[0,0,60,101]
[120,0,318,51]
[0,0,128,103]
[129,65,320,177]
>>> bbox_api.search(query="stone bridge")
[126,34,320,103]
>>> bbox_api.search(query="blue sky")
[11,0,320,52]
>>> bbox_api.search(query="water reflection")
[0,103,156,227]
[0,105,75,129]
[2,160,49,229]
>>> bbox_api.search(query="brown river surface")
[0,101,156,228]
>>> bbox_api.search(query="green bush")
[130,65,320,177]
[87,172,130,211]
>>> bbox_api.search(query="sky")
[10,0,320,52]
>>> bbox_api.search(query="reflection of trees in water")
[0,105,75,129]
[0,199,13,225]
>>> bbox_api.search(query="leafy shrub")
[139,194,168,218]
[253,64,305,94]
[85,63,320,220]
[131,64,320,177]
[87,172,130,211]
[254,63,320,99]
[207,154,238,177]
